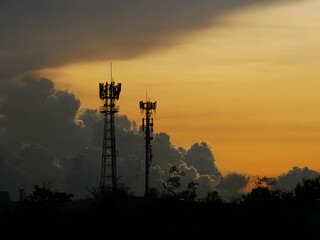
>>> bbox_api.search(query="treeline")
[14,167,320,207]
[1,167,320,237]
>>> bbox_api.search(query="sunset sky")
[33,0,320,177]
[1,0,320,184]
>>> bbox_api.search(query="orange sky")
[35,1,320,176]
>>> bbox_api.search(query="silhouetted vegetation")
[88,183,134,201]
[19,182,73,208]
[159,166,199,201]
[2,173,320,237]
[201,190,223,204]
[294,176,320,208]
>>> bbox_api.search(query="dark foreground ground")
[1,196,320,238]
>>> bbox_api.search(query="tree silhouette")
[243,176,280,205]
[161,165,199,201]
[161,165,185,199]
[251,175,277,189]
[179,182,199,201]
[19,182,73,208]
[294,175,320,208]
[202,191,223,204]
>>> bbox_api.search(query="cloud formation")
[0,77,247,199]
[0,0,284,78]
[276,166,319,191]
[183,142,221,179]
[1,77,317,200]
[216,173,250,197]
[0,76,86,155]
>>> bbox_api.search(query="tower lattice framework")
[99,78,121,191]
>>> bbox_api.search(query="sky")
[1,0,320,198]
[35,0,320,176]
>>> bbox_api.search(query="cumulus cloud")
[276,166,319,191]
[0,0,287,78]
[0,143,27,196]
[0,76,87,155]
[216,173,250,197]
[0,76,251,199]
[152,132,184,171]
[183,142,221,180]
[177,162,218,197]
[61,147,101,198]
[3,76,317,201]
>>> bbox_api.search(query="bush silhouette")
[19,182,73,208]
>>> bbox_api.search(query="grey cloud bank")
[0,0,285,78]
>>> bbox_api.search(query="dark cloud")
[17,143,64,187]
[216,172,250,197]
[0,143,28,198]
[0,142,64,200]
[0,0,285,78]
[0,76,87,155]
[276,166,319,191]
[153,132,184,171]
[183,142,221,180]
[61,147,101,198]
[177,162,218,197]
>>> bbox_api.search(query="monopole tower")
[140,97,157,196]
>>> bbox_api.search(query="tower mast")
[140,98,157,196]
[99,64,121,192]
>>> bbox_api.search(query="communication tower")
[140,97,157,196]
[99,64,121,192]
